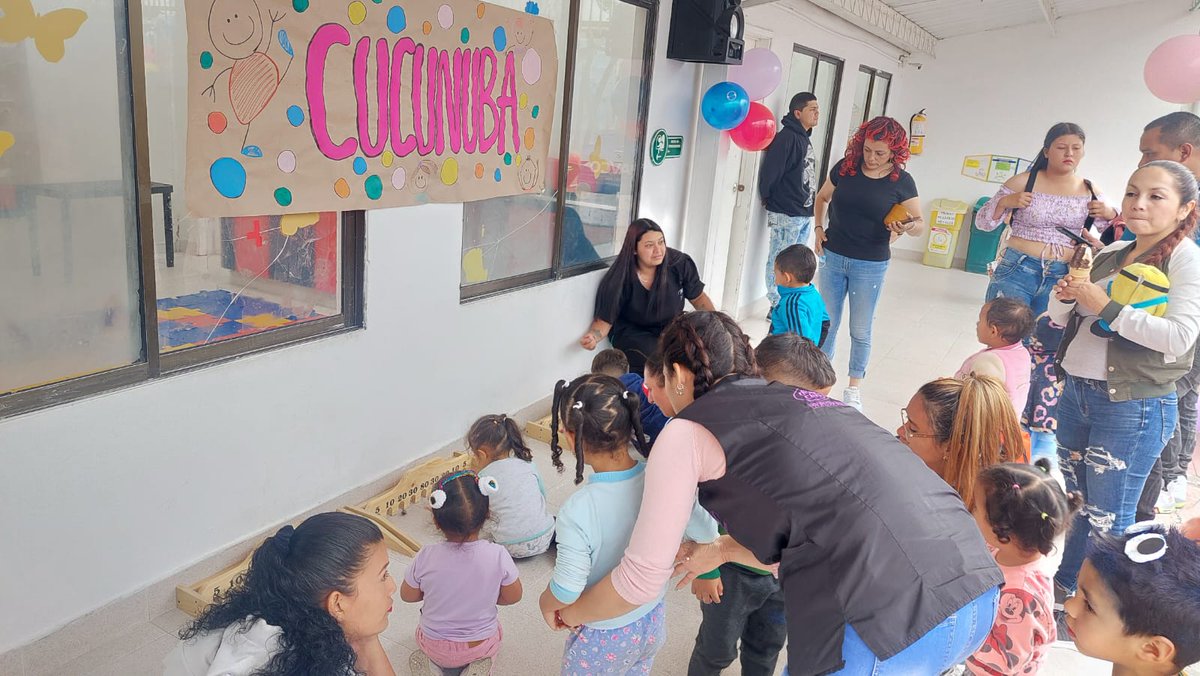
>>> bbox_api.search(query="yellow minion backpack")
[1109,263,1170,317]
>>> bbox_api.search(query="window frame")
[790,44,844,182]
[856,65,892,127]
[459,0,659,302]
[0,0,366,420]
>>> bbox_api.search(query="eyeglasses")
[899,408,938,440]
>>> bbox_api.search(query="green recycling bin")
[965,196,1004,275]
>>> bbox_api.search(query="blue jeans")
[784,587,999,675]
[766,212,813,307]
[986,249,1069,434]
[818,250,889,380]
[1053,375,1177,592]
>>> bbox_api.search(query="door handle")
[736,184,745,192]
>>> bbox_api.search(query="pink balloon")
[729,48,783,101]
[1145,35,1200,104]
[729,102,777,151]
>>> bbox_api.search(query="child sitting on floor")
[591,348,669,447]
[540,374,717,675]
[468,414,556,559]
[956,298,1034,421]
[402,470,523,675]
[768,243,830,345]
[1062,522,1200,676]
[755,333,836,394]
[967,459,1082,675]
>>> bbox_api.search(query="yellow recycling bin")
[922,199,970,269]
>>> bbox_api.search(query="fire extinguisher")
[909,109,927,155]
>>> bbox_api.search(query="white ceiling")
[880,0,1159,39]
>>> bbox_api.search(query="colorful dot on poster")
[437,4,453,28]
[353,157,368,175]
[200,51,214,69]
[348,1,367,24]
[334,177,351,198]
[365,175,383,199]
[207,111,227,134]
[531,105,540,119]
[493,26,506,50]
[441,157,459,185]
[519,93,528,109]
[210,157,246,198]
[372,0,383,4]
[476,3,485,18]
[524,128,535,149]
[515,154,521,166]
[474,162,484,179]
[381,150,395,167]
[386,5,406,33]
[278,150,297,173]
[391,167,406,189]
[274,187,293,207]
[422,21,432,34]
[281,212,320,236]
[293,0,309,11]
[503,152,512,165]
[460,27,469,43]
[494,168,502,182]
[522,48,541,85]
[286,105,305,127]
[524,0,539,14]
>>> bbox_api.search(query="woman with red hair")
[813,117,925,409]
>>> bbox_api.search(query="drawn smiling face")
[519,157,539,191]
[208,0,264,60]
[511,18,534,46]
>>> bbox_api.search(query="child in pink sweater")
[956,298,1034,419]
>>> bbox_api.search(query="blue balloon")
[701,82,750,131]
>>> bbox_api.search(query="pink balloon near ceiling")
[1144,35,1200,104]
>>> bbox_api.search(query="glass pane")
[786,50,816,100]
[869,74,890,119]
[850,69,871,138]
[561,0,650,267]
[0,0,143,395]
[140,2,342,353]
[811,59,839,181]
[461,0,569,286]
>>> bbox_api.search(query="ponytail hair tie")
[621,390,630,400]
[430,490,448,509]
[572,401,585,410]
[479,476,500,496]
[273,525,295,555]
[1012,483,1021,491]
[1041,512,1048,521]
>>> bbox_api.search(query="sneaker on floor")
[842,386,863,411]
[1155,489,1177,514]
[461,657,492,676]
[409,650,439,676]
[1168,475,1190,509]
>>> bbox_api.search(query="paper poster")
[961,155,989,182]
[961,154,1032,184]
[186,0,558,217]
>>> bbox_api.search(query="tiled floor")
[9,257,1196,675]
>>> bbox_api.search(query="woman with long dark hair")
[1047,161,1200,608]
[812,117,925,410]
[579,218,715,372]
[975,122,1116,468]
[164,512,397,675]
[557,311,1002,675]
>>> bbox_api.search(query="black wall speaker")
[667,0,745,65]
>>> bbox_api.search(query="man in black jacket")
[759,92,819,309]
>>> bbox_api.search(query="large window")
[0,0,364,419]
[460,0,656,299]
[786,46,843,184]
[849,66,892,135]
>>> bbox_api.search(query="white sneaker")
[1168,476,1190,509]
[842,386,863,411]
[1155,490,1176,514]
[462,657,493,676]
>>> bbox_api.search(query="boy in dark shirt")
[591,349,669,446]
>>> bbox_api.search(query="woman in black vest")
[556,311,1002,675]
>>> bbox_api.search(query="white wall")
[888,0,1198,258]
[737,1,909,310]
[0,0,702,653]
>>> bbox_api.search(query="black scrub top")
[595,248,704,334]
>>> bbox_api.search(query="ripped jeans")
[818,250,889,379]
[1054,375,1177,592]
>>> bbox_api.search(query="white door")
[703,140,744,310]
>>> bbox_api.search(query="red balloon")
[729,102,777,151]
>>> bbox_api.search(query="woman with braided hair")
[164,512,397,675]
[556,311,1003,675]
[1047,160,1200,606]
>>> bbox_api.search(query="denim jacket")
[1052,240,1200,402]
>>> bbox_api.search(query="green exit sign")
[649,129,684,166]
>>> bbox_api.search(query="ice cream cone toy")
[1068,243,1094,280]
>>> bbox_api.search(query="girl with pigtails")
[401,471,523,676]
[539,374,717,675]
[468,414,557,559]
